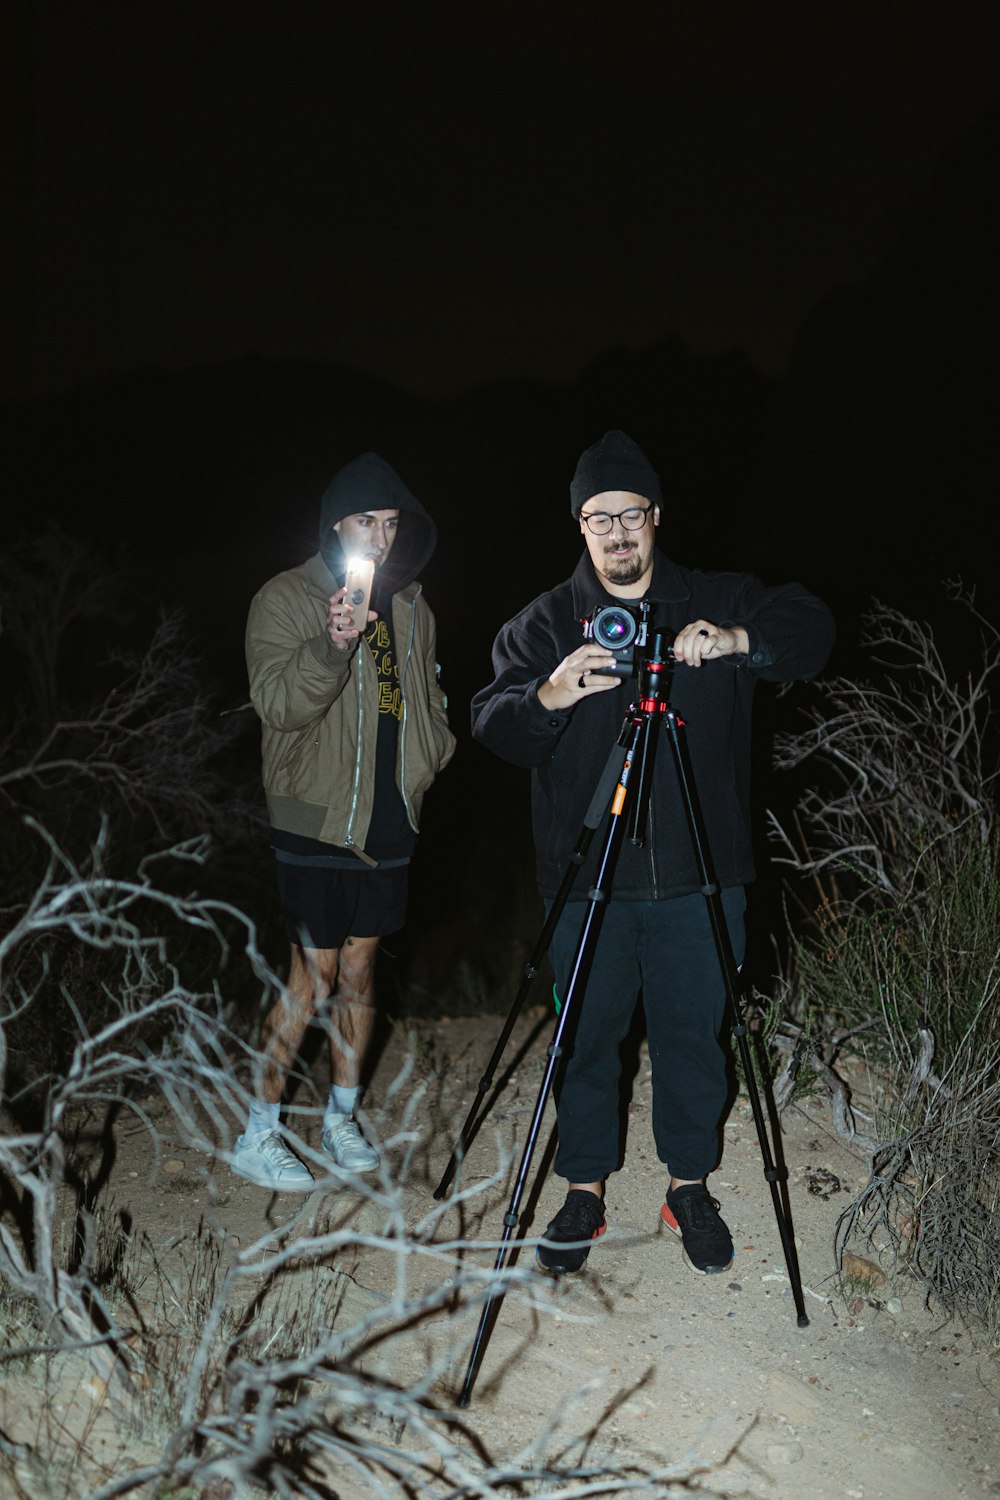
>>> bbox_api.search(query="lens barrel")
[591,605,638,650]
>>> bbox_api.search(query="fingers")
[327,587,365,649]
[671,620,740,666]
[538,645,621,711]
[574,666,620,692]
[672,620,720,666]
[564,645,620,694]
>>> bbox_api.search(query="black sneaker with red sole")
[536,1189,607,1274]
[661,1183,734,1274]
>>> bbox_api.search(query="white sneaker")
[321,1116,379,1173]
[231,1131,315,1192]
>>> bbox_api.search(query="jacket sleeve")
[471,610,573,769]
[417,601,458,772]
[720,575,836,683]
[246,581,354,731]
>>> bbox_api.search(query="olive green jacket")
[246,553,456,861]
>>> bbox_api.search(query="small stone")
[887,1297,903,1314]
[765,1440,804,1464]
[164,1159,185,1175]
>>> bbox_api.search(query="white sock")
[325,1084,359,1125]
[245,1099,279,1141]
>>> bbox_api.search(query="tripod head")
[618,629,678,848]
[636,629,675,715]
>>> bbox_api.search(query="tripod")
[448,632,809,1408]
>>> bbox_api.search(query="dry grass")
[766,588,1000,1344]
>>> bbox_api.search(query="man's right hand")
[536,645,622,711]
[326,587,376,652]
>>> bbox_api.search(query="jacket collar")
[569,547,691,619]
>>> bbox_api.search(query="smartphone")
[343,557,375,633]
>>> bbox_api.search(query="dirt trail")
[3,1010,997,1498]
[350,1013,999,1500]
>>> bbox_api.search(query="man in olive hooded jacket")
[235,453,456,1190]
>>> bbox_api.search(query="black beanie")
[569,430,662,516]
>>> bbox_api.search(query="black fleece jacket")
[470,549,835,900]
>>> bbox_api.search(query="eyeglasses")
[579,503,655,536]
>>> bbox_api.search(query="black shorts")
[274,860,409,950]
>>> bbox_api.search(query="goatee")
[602,549,644,586]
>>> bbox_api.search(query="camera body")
[581,600,650,677]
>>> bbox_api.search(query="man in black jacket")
[471,431,835,1278]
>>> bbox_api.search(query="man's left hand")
[672,621,749,667]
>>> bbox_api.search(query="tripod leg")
[432,871,578,1202]
[456,724,642,1406]
[663,710,810,1328]
[433,742,628,1201]
[730,1011,809,1325]
[456,867,618,1405]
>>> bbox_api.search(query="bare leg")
[570,1180,604,1200]
[568,1178,702,1199]
[259,943,340,1103]
[327,933,380,1088]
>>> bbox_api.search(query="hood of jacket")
[318,452,436,606]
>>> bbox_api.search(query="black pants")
[547,887,746,1184]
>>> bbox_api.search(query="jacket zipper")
[344,642,367,848]
[398,593,418,828]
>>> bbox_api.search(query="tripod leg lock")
[547,1043,563,1059]
[585,887,607,902]
[503,1212,519,1228]
[700,882,719,896]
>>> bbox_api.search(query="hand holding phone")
[342,557,375,633]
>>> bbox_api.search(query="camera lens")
[592,606,637,650]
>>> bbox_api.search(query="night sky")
[6,2,1000,401]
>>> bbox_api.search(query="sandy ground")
[340,1012,1000,1500]
[3,1007,998,1499]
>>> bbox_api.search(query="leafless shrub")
[0,522,136,726]
[0,829,730,1498]
[0,607,258,854]
[766,588,1000,1339]
[769,584,996,909]
[0,569,263,1091]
